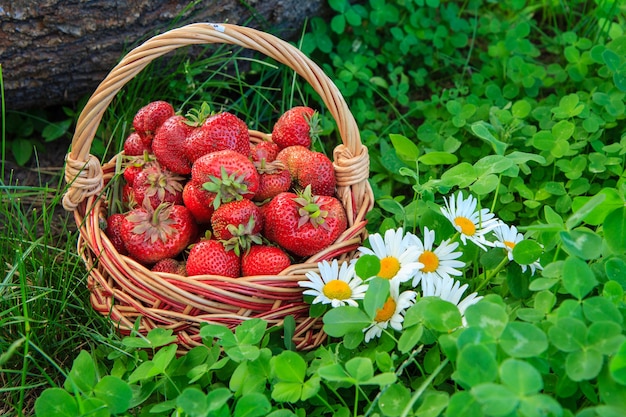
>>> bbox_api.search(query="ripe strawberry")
[186,239,240,277]
[133,100,175,145]
[132,164,185,209]
[105,213,128,255]
[151,258,187,276]
[262,186,347,257]
[123,132,151,156]
[275,145,312,184]
[152,115,194,175]
[121,202,198,265]
[253,161,292,202]
[250,141,280,163]
[211,199,263,254]
[182,181,216,224]
[184,111,251,162]
[296,151,336,196]
[241,245,291,276]
[271,106,321,149]
[122,152,156,187]
[191,149,260,207]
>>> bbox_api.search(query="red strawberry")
[211,199,263,254]
[184,111,251,162]
[186,239,240,277]
[271,106,321,149]
[262,186,347,257]
[152,115,194,175]
[191,149,260,207]
[253,161,292,202]
[182,182,216,224]
[123,132,151,156]
[250,141,280,163]
[133,101,175,144]
[151,258,187,276]
[105,213,128,255]
[122,152,156,187]
[121,183,136,209]
[275,145,312,184]
[132,164,185,209]
[121,202,198,265]
[241,245,291,276]
[296,151,336,196]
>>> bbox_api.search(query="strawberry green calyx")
[143,165,185,201]
[223,218,264,256]
[294,185,329,229]
[185,102,214,127]
[127,201,177,243]
[305,110,322,144]
[203,166,250,209]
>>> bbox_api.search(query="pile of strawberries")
[104,101,347,278]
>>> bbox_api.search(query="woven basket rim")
[63,23,375,350]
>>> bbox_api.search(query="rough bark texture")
[0,0,328,110]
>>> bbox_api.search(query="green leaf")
[419,151,458,165]
[474,155,515,176]
[470,122,508,155]
[440,162,478,188]
[500,322,548,358]
[206,387,233,412]
[609,340,626,385]
[512,240,543,265]
[471,383,519,416]
[570,188,623,226]
[464,300,508,338]
[604,207,626,254]
[551,120,575,141]
[587,321,626,355]
[93,376,133,414]
[470,174,500,195]
[234,393,272,417]
[499,359,543,396]
[455,344,498,387]
[389,133,420,161]
[34,388,79,417]
[379,384,411,417]
[355,254,381,279]
[421,298,463,332]
[272,351,305,383]
[64,350,96,393]
[364,278,390,319]
[271,382,302,403]
[548,317,586,352]
[397,324,424,354]
[152,344,177,372]
[416,390,449,417]
[562,256,598,299]
[566,348,603,381]
[345,357,374,383]
[583,296,624,324]
[532,130,555,151]
[323,306,371,337]
[605,257,626,290]
[176,388,209,417]
[236,318,267,346]
[446,392,482,417]
[42,119,71,142]
[317,363,351,383]
[11,138,33,166]
[560,229,603,260]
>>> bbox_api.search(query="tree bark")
[0,0,328,110]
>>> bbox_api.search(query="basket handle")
[62,23,371,213]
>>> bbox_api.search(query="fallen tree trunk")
[0,0,327,110]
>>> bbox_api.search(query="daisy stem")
[399,357,450,417]
[474,256,510,293]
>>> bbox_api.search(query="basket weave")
[62,23,373,351]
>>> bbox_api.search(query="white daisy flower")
[492,223,543,276]
[298,260,368,308]
[409,226,465,288]
[364,284,417,342]
[358,227,423,290]
[440,192,500,251]
[422,276,482,322]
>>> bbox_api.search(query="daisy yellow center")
[374,297,397,322]
[419,250,439,273]
[454,217,476,236]
[323,280,352,300]
[504,240,516,250]
[378,256,401,280]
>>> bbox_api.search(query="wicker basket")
[62,23,373,351]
